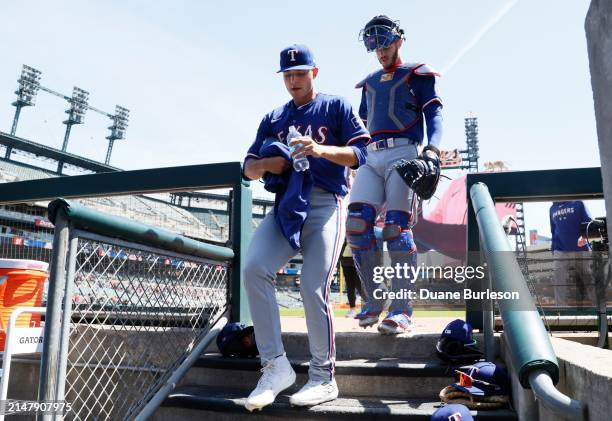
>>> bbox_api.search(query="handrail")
[469,182,586,420]
[529,370,587,420]
[0,161,245,204]
[47,198,234,261]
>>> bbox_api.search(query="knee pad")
[383,210,417,253]
[346,203,378,251]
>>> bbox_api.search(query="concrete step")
[180,353,457,399]
[153,385,518,421]
[205,332,495,360]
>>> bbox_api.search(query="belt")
[367,137,417,151]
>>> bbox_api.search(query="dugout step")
[180,353,504,400]
[205,331,499,360]
[194,353,459,377]
[156,384,517,420]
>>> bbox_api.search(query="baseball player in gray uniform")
[242,44,370,411]
[347,15,443,334]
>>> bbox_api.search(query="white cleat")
[244,354,296,412]
[289,378,339,407]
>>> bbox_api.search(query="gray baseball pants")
[348,142,419,313]
[244,187,344,382]
[552,250,593,306]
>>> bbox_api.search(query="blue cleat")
[377,310,413,335]
[354,307,381,328]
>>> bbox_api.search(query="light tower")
[61,87,89,151]
[105,105,129,165]
[57,87,89,173]
[462,116,480,172]
[7,65,42,158]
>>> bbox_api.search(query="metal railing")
[0,161,253,420]
[465,167,608,343]
[0,161,252,323]
[470,182,587,421]
[37,199,233,420]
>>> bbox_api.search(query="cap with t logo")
[277,44,316,73]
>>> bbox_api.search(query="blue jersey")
[550,201,592,252]
[356,63,442,143]
[245,93,370,196]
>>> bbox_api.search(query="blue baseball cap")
[431,404,474,421]
[277,44,316,73]
[453,362,510,396]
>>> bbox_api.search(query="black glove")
[393,145,441,200]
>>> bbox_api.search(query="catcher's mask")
[359,15,404,52]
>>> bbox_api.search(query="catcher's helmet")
[359,15,404,52]
[216,322,259,358]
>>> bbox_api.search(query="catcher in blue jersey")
[347,15,444,334]
[242,44,370,411]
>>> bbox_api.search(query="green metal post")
[466,177,483,330]
[230,182,253,324]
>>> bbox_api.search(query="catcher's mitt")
[393,145,441,200]
[439,386,509,410]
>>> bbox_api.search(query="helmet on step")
[216,322,259,358]
[436,319,483,363]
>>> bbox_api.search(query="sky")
[0,0,606,236]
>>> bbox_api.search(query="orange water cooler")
[0,259,48,351]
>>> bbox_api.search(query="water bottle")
[287,125,310,172]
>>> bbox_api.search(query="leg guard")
[346,203,383,313]
[383,210,417,314]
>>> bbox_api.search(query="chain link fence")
[517,250,611,309]
[63,232,228,420]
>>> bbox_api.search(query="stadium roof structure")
[0,131,120,174]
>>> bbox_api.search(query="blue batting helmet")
[216,322,259,358]
[436,319,483,363]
